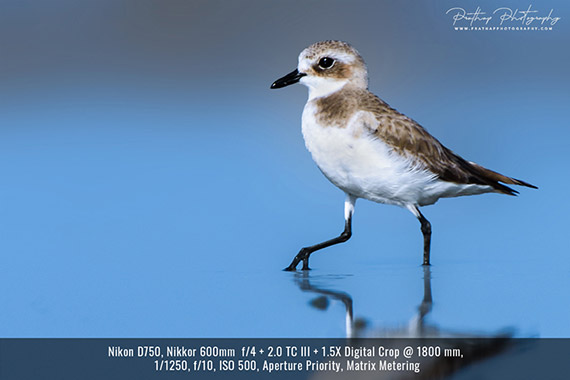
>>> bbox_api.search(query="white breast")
[301,102,492,206]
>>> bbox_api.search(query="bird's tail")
[469,162,538,195]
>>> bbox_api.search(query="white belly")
[301,103,493,207]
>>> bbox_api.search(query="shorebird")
[271,40,536,271]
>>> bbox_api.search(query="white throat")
[300,76,348,100]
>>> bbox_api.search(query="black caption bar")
[0,338,569,379]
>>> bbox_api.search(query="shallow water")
[2,225,567,338]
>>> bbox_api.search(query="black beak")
[270,69,306,89]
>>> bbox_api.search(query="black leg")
[285,195,356,271]
[415,207,432,266]
[285,215,352,271]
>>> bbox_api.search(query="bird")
[270,40,536,271]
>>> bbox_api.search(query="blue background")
[0,0,568,338]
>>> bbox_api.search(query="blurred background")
[0,0,569,338]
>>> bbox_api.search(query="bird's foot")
[284,263,297,271]
[422,251,431,266]
[284,248,312,271]
[301,258,311,271]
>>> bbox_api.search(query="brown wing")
[358,91,537,195]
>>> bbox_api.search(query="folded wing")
[359,91,537,195]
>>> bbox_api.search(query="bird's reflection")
[293,266,440,338]
[291,266,514,379]
[294,272,355,337]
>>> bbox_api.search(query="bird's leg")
[288,215,352,271]
[408,205,432,266]
[285,195,356,271]
[418,209,432,266]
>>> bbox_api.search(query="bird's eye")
[318,57,335,69]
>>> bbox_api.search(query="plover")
[271,40,536,271]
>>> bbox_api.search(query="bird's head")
[271,40,368,99]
